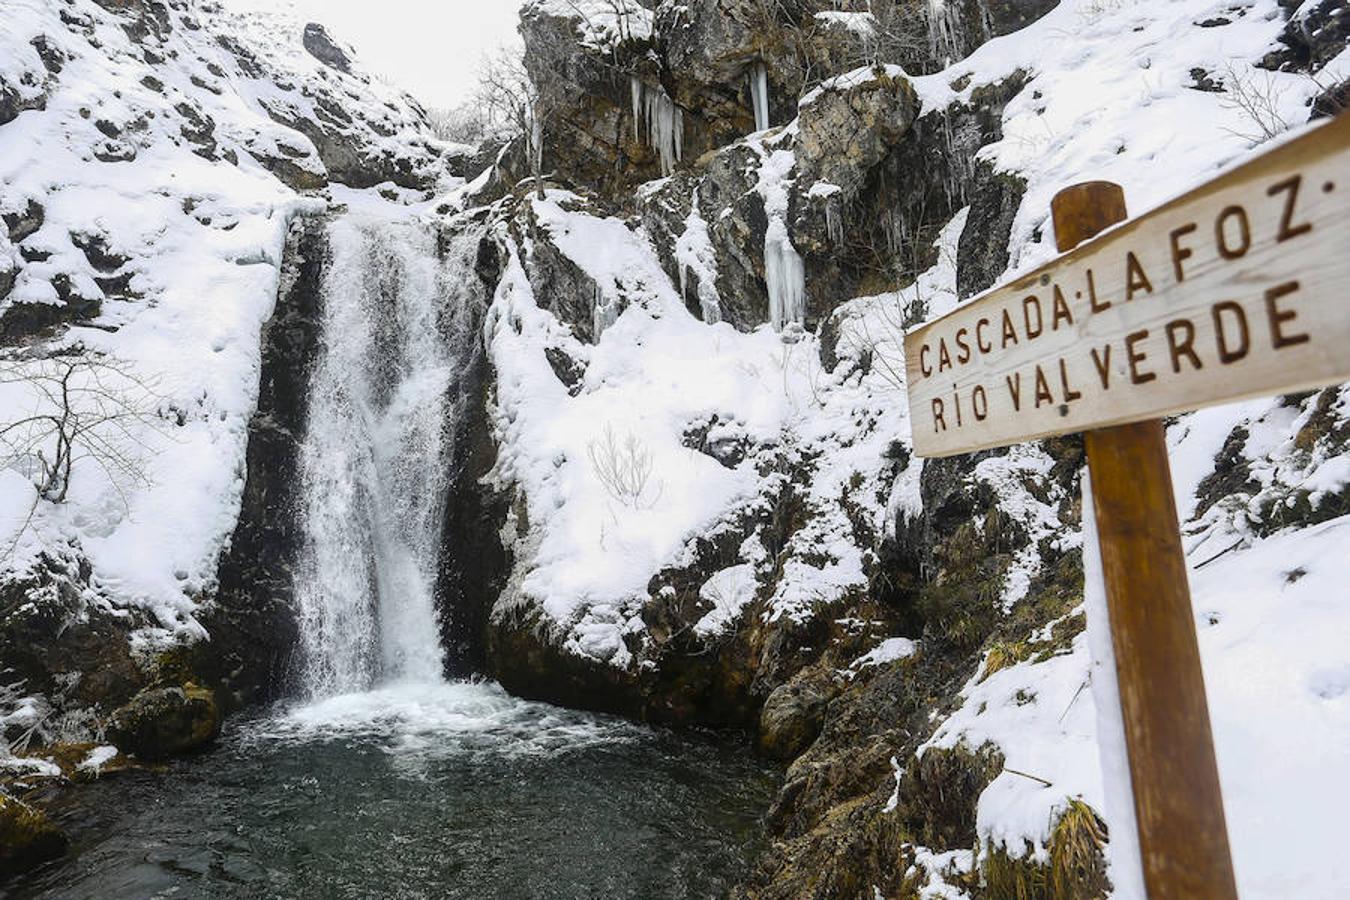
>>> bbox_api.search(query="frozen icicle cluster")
[809,181,845,247]
[764,218,806,330]
[630,76,684,176]
[756,148,806,331]
[926,0,974,67]
[749,62,771,133]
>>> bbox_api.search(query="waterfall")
[749,62,770,133]
[294,216,474,699]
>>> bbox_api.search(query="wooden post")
[1053,182,1239,899]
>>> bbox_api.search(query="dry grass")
[980,799,1111,899]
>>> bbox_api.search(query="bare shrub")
[587,425,663,510]
[1219,63,1291,145]
[0,351,163,505]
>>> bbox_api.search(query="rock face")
[434,220,514,675]
[205,217,325,709]
[518,0,879,194]
[0,549,147,722]
[302,23,353,73]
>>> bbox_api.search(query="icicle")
[825,197,843,248]
[925,0,961,67]
[926,0,993,67]
[530,112,544,177]
[630,76,642,142]
[764,218,805,330]
[749,62,770,133]
[631,80,685,177]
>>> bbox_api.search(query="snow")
[75,745,119,774]
[694,564,758,638]
[849,637,917,673]
[486,226,790,661]
[815,11,877,38]
[908,0,1347,282]
[532,0,654,51]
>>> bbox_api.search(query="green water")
[12,682,778,899]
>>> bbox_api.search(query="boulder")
[795,67,918,196]
[757,669,839,759]
[105,683,221,760]
[1268,0,1350,72]
[3,199,45,244]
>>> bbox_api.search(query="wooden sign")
[904,113,1350,458]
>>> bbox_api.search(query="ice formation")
[764,218,806,330]
[630,77,684,176]
[749,62,771,133]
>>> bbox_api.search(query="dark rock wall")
[434,225,513,676]
[205,217,326,709]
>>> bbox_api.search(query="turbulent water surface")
[19,682,778,899]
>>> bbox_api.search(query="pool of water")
[12,682,779,899]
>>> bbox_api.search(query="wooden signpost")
[903,112,1350,898]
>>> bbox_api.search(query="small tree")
[0,351,163,505]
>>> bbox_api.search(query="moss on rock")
[105,682,220,761]
[0,793,67,875]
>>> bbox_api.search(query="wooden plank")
[1086,421,1238,900]
[1054,182,1239,899]
[904,113,1350,458]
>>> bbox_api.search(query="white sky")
[221,0,524,109]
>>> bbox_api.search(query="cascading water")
[293,216,471,699]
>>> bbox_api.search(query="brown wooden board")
[904,113,1350,458]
